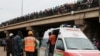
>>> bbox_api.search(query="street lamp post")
[21,0,23,16]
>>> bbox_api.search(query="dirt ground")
[0,46,6,56]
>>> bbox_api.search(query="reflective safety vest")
[24,36,36,52]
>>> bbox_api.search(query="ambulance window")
[56,39,64,51]
[65,38,96,50]
[41,39,48,47]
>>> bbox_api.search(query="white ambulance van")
[39,24,100,56]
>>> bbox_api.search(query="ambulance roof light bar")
[73,25,79,28]
[60,24,71,28]
[60,24,79,28]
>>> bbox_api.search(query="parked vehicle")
[39,24,100,56]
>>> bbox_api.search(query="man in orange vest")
[24,31,37,56]
[48,32,57,56]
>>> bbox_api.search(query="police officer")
[23,31,37,56]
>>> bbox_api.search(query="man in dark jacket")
[13,31,23,56]
[6,33,14,56]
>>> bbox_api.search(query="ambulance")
[39,24,100,56]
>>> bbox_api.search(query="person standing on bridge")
[23,30,38,56]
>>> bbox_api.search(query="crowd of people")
[3,30,39,56]
[0,0,99,27]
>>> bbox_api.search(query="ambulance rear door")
[39,38,48,56]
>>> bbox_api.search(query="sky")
[0,0,77,24]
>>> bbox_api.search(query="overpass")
[0,7,99,41]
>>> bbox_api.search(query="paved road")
[0,46,39,56]
[0,46,6,56]
[0,46,25,56]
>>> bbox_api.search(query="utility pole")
[21,0,23,16]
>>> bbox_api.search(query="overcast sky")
[0,0,77,24]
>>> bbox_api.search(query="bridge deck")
[0,7,99,32]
